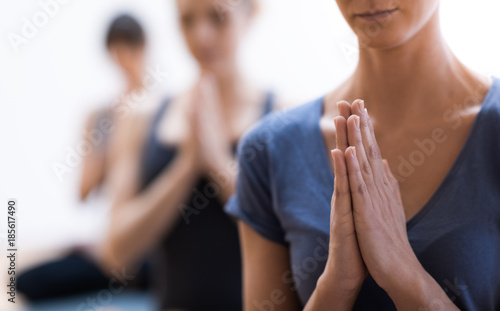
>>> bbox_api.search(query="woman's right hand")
[320,102,367,296]
[306,102,366,310]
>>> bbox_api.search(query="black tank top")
[140,93,274,310]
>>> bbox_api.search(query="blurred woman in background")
[80,14,149,200]
[100,0,282,310]
[17,14,152,301]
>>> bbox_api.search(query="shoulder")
[269,92,302,112]
[115,97,166,152]
[237,97,323,163]
[486,76,500,110]
[478,76,500,127]
[84,107,107,127]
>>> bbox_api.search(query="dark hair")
[105,14,145,49]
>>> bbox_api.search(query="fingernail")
[359,100,365,111]
[364,108,368,115]
[354,115,360,129]
[351,147,357,160]
[331,149,338,162]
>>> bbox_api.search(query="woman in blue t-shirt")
[226,1,500,310]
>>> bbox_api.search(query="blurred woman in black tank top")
[99,0,281,310]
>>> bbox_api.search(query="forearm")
[207,155,237,204]
[100,153,199,272]
[304,272,361,311]
[79,150,105,200]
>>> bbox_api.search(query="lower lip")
[356,9,398,22]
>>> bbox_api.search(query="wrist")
[379,257,460,311]
[312,272,362,310]
[209,152,234,173]
[317,269,364,299]
[178,148,199,173]
[381,259,435,307]
[371,242,420,290]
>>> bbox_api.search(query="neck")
[125,73,144,95]
[347,11,484,126]
[212,64,247,107]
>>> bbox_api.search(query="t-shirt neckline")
[312,77,499,229]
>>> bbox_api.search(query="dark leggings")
[17,251,149,301]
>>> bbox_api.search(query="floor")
[0,290,156,311]
[0,247,157,311]
[24,291,157,311]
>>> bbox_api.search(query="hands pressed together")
[182,73,233,175]
[324,100,458,310]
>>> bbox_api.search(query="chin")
[199,61,218,73]
[200,59,231,75]
[356,22,415,50]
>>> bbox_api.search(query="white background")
[1,0,499,253]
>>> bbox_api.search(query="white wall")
[1,0,499,251]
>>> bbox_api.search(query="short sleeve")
[224,125,287,245]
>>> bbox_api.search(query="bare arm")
[239,221,358,311]
[239,222,302,311]
[99,113,200,273]
[79,111,106,200]
[205,155,237,204]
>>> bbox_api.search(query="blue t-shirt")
[225,78,500,310]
